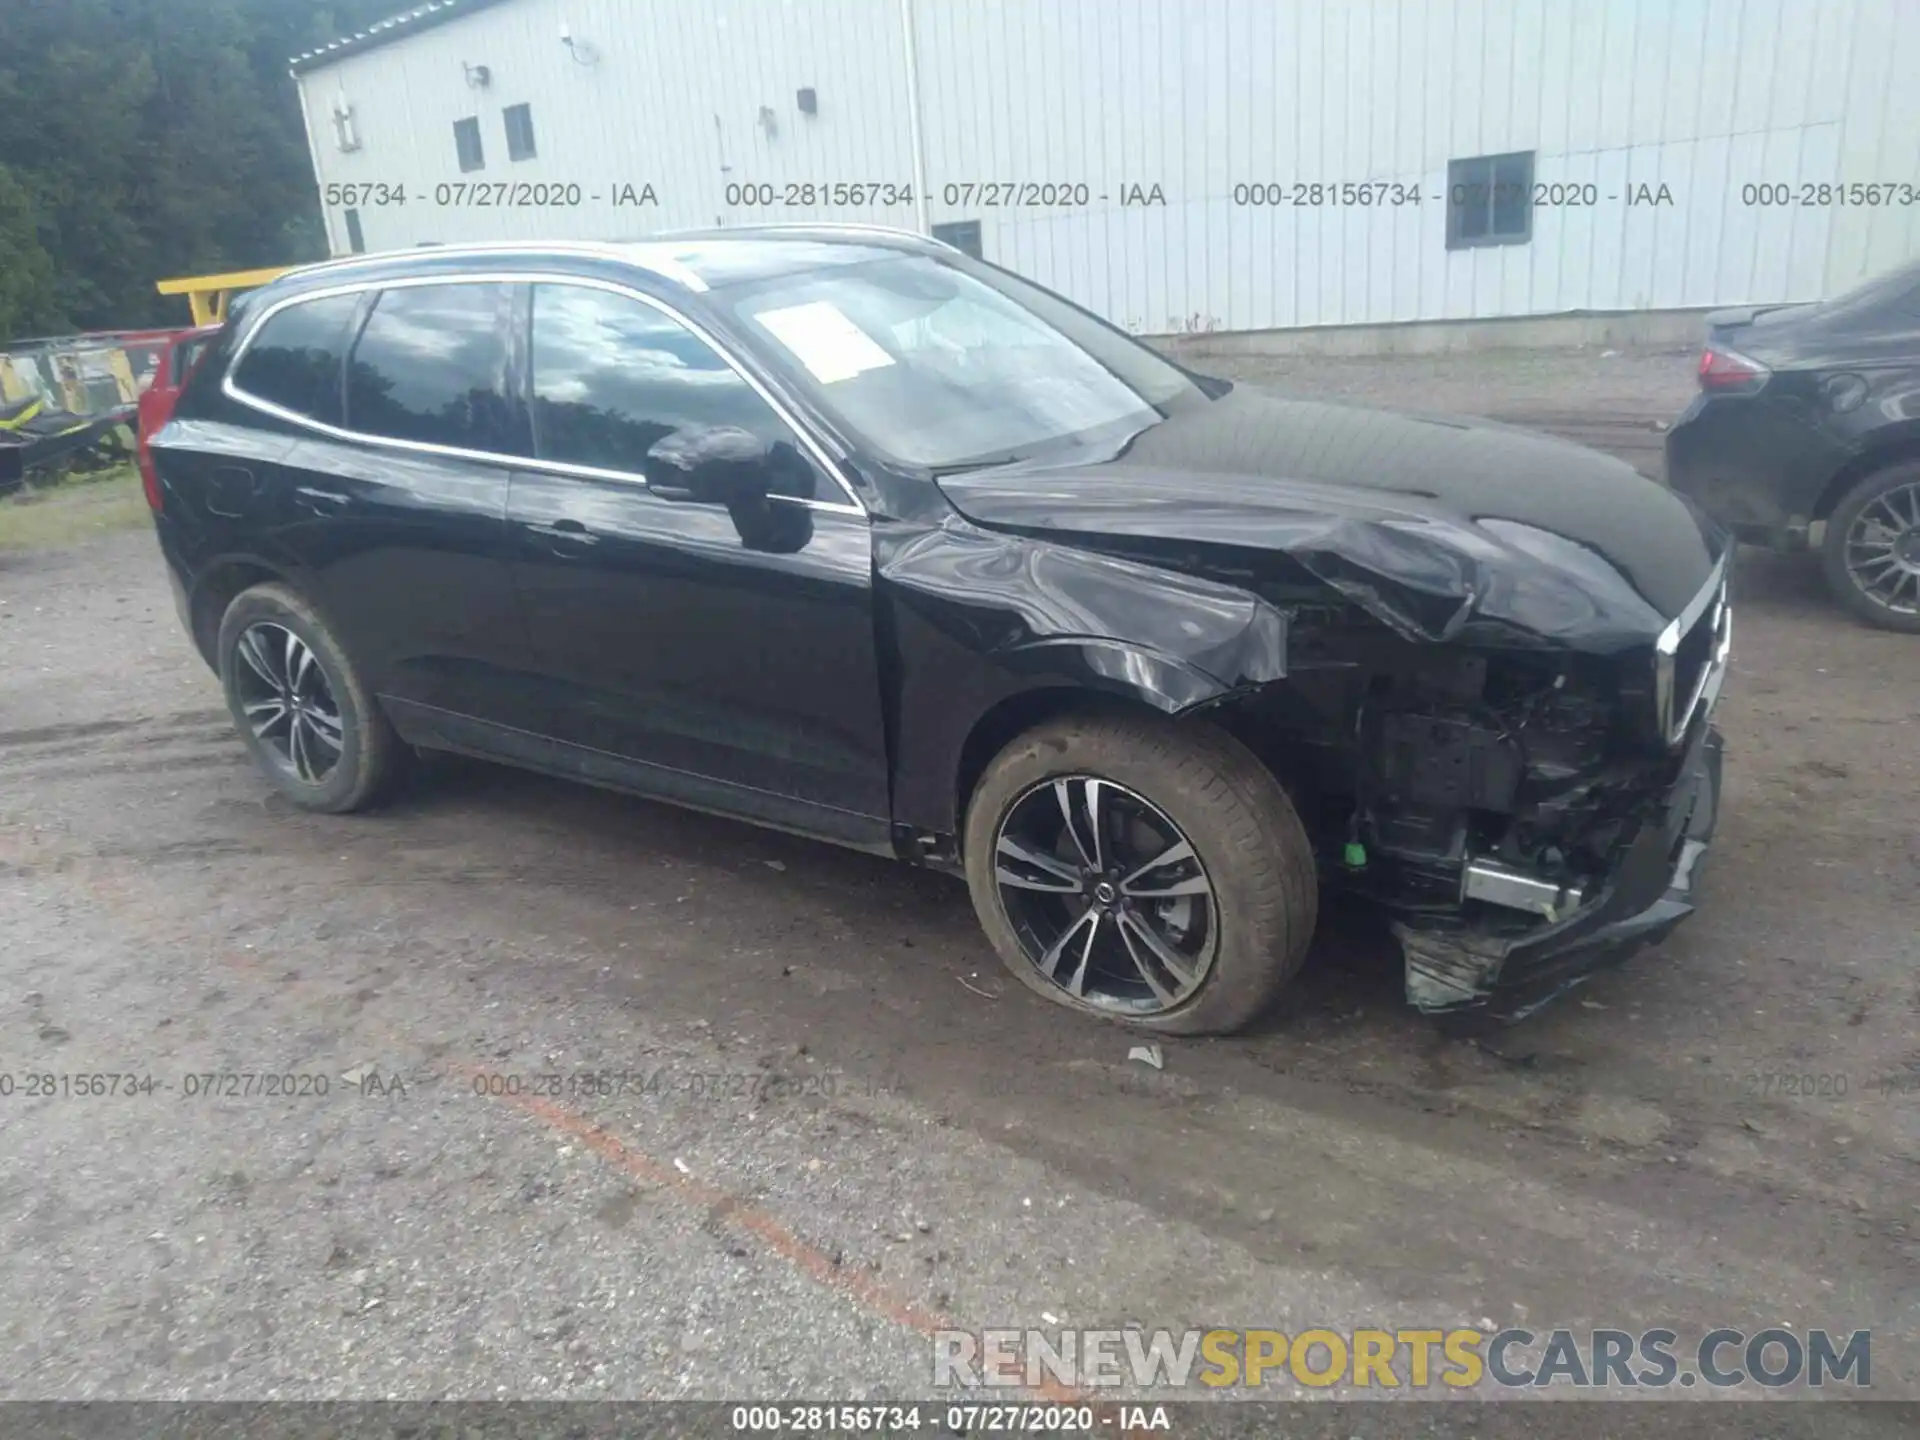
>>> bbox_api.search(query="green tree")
[0,163,61,337]
[0,0,400,334]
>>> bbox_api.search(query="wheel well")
[1813,438,1920,522]
[188,560,281,666]
[954,688,1160,825]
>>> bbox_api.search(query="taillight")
[1697,345,1770,393]
[137,434,163,512]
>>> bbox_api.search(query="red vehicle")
[136,325,218,511]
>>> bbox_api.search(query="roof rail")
[264,239,711,292]
[255,225,956,303]
[649,221,958,252]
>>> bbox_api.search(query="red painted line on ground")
[20,838,1114,1417]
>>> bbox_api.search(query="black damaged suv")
[149,228,1728,1033]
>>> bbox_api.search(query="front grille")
[1655,558,1731,746]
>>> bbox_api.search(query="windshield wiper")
[926,454,1032,478]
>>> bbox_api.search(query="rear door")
[222,279,536,728]
[506,278,890,841]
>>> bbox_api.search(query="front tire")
[963,712,1318,1035]
[1820,460,1920,633]
[216,582,409,812]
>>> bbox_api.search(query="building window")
[504,103,536,162]
[1446,151,1533,249]
[330,103,361,153]
[343,208,366,254]
[454,116,485,172]
[932,220,983,259]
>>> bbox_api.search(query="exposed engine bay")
[1207,593,1726,1017]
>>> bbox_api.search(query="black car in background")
[149,229,1728,1033]
[1667,258,1920,632]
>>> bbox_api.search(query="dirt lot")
[1,349,1915,1429]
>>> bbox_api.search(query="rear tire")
[1820,460,1920,633]
[216,582,409,812]
[963,712,1318,1035]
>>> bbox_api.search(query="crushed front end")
[1215,556,1732,1019]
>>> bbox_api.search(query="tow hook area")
[1396,922,1518,1013]
[1461,858,1588,920]
[1393,860,1592,1011]
[1395,727,1724,1021]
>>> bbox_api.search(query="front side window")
[720,252,1203,471]
[230,291,361,425]
[528,282,823,499]
[345,283,516,452]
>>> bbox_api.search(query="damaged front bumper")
[1394,724,1724,1019]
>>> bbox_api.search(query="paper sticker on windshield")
[753,301,896,384]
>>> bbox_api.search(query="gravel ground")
[0,346,1915,1433]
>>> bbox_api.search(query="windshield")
[719,252,1207,471]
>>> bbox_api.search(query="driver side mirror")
[644,425,775,505]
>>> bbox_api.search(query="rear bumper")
[1666,394,1844,549]
[151,516,208,666]
[1395,724,1724,1019]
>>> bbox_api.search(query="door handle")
[528,518,599,551]
[293,485,349,516]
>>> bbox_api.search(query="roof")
[288,0,516,75]
[255,228,953,297]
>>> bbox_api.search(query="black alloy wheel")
[964,713,1318,1036]
[1840,478,1920,618]
[230,621,345,784]
[1823,461,1920,633]
[992,774,1218,1015]
[217,582,410,812]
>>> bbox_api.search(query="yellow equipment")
[154,266,293,326]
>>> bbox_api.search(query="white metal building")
[292,0,1920,338]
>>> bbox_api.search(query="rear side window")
[229,293,360,425]
[528,281,824,499]
[345,283,518,453]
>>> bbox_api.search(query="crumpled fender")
[875,518,1289,837]
[878,520,1288,708]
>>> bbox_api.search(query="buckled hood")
[935,387,1727,652]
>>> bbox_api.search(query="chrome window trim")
[220,271,867,517]
[1653,553,1732,747]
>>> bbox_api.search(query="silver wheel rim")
[993,774,1218,1016]
[1844,480,1920,615]
[232,622,345,785]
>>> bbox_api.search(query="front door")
[507,279,890,845]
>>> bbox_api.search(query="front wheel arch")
[954,683,1213,843]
